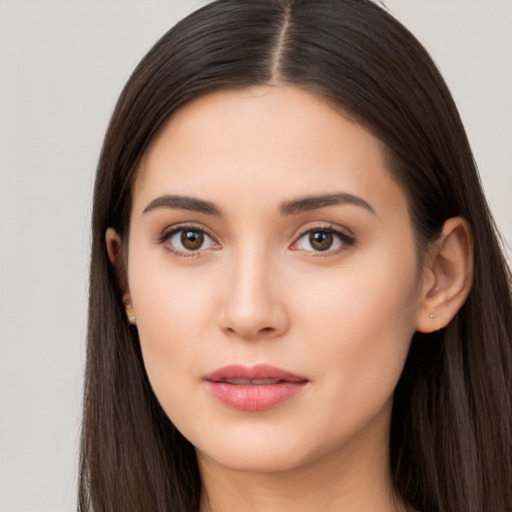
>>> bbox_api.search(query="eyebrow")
[142,192,375,217]
[142,195,223,216]
[280,192,376,215]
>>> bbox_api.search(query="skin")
[107,85,473,512]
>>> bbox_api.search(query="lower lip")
[205,381,307,411]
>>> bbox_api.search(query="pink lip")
[203,364,308,411]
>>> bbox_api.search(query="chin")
[190,423,337,476]
[198,444,310,474]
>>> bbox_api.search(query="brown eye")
[292,227,354,254]
[181,230,204,250]
[309,231,334,251]
[162,227,218,254]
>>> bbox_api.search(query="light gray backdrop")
[0,1,510,511]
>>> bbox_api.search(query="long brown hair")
[79,1,512,511]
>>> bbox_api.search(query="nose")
[218,247,290,340]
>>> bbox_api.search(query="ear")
[416,217,474,333]
[105,227,130,302]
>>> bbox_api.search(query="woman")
[79,1,512,511]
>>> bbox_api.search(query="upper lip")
[204,364,308,383]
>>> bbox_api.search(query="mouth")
[203,364,309,411]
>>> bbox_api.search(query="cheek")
[297,249,419,339]
[294,248,420,399]
[130,282,215,429]
[127,254,221,395]
[129,239,220,330]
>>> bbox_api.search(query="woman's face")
[123,86,427,475]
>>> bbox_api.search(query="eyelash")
[291,225,355,256]
[158,224,219,257]
[157,224,355,257]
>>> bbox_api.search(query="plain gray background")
[0,1,510,511]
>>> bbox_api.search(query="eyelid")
[156,221,354,257]
[290,223,355,255]
[157,223,220,256]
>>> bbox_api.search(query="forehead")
[132,85,406,219]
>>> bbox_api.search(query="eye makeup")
[156,220,356,259]
[157,223,220,257]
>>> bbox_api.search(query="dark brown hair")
[79,1,512,511]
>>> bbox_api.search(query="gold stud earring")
[124,299,136,325]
